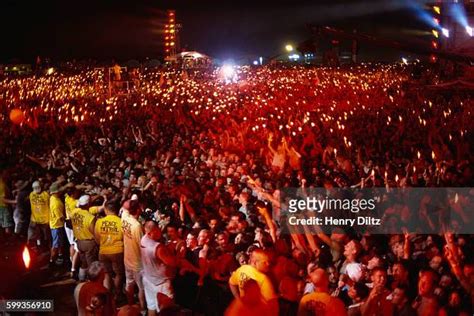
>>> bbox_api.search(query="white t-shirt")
[121,210,143,271]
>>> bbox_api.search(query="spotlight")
[401,58,408,65]
[433,6,441,15]
[466,26,473,36]
[441,28,450,38]
[222,65,235,77]
[253,60,259,66]
[221,64,237,83]
[432,30,439,38]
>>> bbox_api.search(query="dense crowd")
[0,63,473,315]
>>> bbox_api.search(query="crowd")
[0,62,473,315]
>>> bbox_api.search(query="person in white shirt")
[140,221,198,316]
[121,199,145,312]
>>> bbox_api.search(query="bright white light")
[441,28,450,38]
[222,65,235,77]
[466,26,473,36]
[289,54,300,60]
[259,57,263,65]
[402,58,408,65]
[221,64,237,83]
[253,60,259,65]
[47,67,54,75]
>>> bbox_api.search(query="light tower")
[430,4,442,62]
[164,10,177,60]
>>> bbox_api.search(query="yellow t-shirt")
[0,179,7,208]
[95,215,124,255]
[71,208,96,240]
[64,194,77,220]
[89,206,100,216]
[297,292,347,316]
[49,195,65,229]
[29,191,50,224]
[229,265,276,302]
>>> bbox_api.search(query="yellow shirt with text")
[95,215,124,255]
[29,191,50,224]
[71,208,96,240]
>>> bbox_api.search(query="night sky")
[0,0,429,63]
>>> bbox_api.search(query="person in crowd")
[65,188,80,278]
[141,220,198,316]
[49,183,65,266]
[229,248,279,314]
[392,285,416,316]
[412,270,440,316]
[0,170,14,240]
[298,266,347,316]
[74,261,116,316]
[72,195,98,281]
[28,181,50,250]
[361,267,393,316]
[121,199,145,312]
[347,282,369,316]
[225,279,275,316]
[94,199,124,298]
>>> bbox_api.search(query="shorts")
[143,277,174,312]
[64,224,78,251]
[51,228,65,248]
[0,206,14,229]
[99,253,125,277]
[28,222,51,246]
[125,268,144,290]
[76,239,98,268]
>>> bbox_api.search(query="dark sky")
[0,0,429,62]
